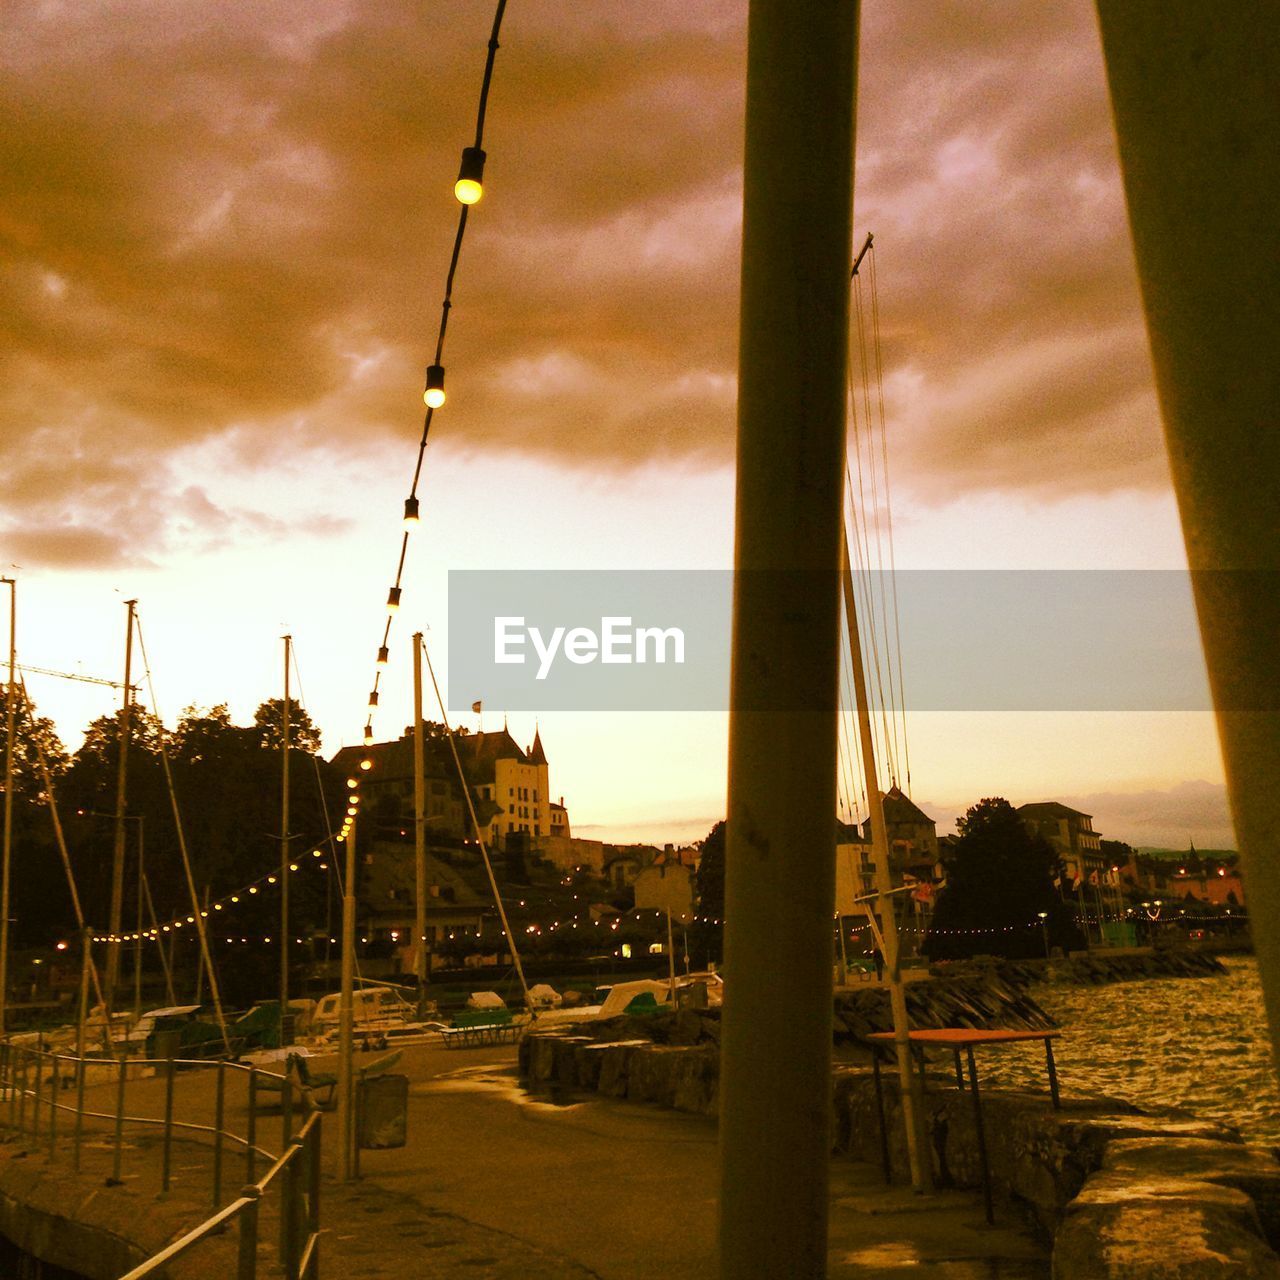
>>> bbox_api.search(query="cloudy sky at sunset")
[1,0,1233,849]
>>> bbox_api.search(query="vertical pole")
[108,599,137,1007]
[338,822,357,1181]
[73,1052,85,1172]
[143,873,177,1007]
[281,635,291,1046]
[32,1047,43,1144]
[76,926,91,1066]
[246,1069,258,1183]
[48,1054,59,1157]
[1094,3,1280,1065]
[0,577,16,1038]
[412,634,428,1016]
[842,540,929,1191]
[718,2,859,1274]
[307,1119,321,1279]
[133,819,145,1020]
[161,1054,175,1193]
[666,907,677,1006]
[237,1187,261,1280]
[213,1061,226,1207]
[195,885,210,1004]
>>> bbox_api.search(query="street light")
[1036,911,1050,961]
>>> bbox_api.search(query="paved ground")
[2,1043,1050,1278]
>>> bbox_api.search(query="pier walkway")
[1,1041,1049,1278]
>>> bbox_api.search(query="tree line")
[1,689,345,950]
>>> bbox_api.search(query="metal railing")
[0,1039,322,1278]
[119,1110,322,1280]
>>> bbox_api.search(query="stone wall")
[522,1013,1280,1278]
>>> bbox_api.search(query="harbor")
[2,0,1278,1277]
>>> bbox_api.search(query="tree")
[253,700,323,753]
[926,798,1081,960]
[691,821,726,965]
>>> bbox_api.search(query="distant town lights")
[454,146,486,204]
[423,364,446,409]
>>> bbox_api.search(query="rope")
[133,614,232,1056]
[15,676,113,1054]
[868,246,912,794]
[418,634,535,1018]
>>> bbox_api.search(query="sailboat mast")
[280,633,291,1040]
[840,531,930,1191]
[412,633,428,1014]
[0,576,16,1036]
[107,598,136,1006]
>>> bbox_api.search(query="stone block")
[1054,1181,1280,1279]
[1104,1138,1280,1247]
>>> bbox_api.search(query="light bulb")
[455,146,486,204]
[403,496,420,527]
[386,586,401,613]
[376,645,389,667]
[423,364,446,409]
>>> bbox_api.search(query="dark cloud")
[1,0,1170,567]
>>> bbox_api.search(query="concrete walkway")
[3,1043,1050,1278]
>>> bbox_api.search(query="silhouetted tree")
[925,797,1081,960]
[692,821,726,965]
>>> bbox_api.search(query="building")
[836,789,943,959]
[1017,801,1106,885]
[331,723,570,852]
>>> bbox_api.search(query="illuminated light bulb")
[387,586,401,613]
[214,904,223,910]
[313,849,322,857]
[363,725,374,745]
[187,916,195,923]
[403,496,420,527]
[350,794,360,805]
[347,806,358,817]
[249,887,258,895]
[423,364,446,409]
[360,757,373,771]
[289,863,299,872]
[454,146,486,204]
[231,896,239,903]
[376,645,389,668]
[368,690,379,708]
[347,777,358,789]
[267,875,276,884]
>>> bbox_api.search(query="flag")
[471,700,482,713]
[911,882,935,903]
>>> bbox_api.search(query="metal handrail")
[1,1040,324,1277]
[118,1112,323,1280]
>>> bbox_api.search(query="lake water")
[978,955,1280,1147]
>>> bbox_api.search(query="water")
[979,955,1280,1147]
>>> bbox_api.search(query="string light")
[423,364,446,409]
[386,588,401,614]
[454,146,486,204]
[403,496,420,527]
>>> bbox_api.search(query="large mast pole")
[412,633,428,1014]
[841,534,930,1190]
[717,0,858,1273]
[107,598,136,1007]
[280,634,291,1042]
[0,577,16,1036]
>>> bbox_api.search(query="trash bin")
[152,1028,182,1060]
[357,1074,409,1149]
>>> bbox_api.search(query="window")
[533,790,539,801]
[508,804,515,814]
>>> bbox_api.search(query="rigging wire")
[852,270,901,786]
[133,613,231,1053]
[867,245,912,794]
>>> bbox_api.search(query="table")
[865,1028,1062,1224]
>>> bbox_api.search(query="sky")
[0,0,1234,850]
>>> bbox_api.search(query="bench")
[440,1008,520,1049]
